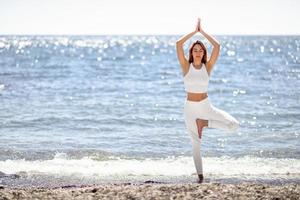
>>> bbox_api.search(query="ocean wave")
[1,154,299,178]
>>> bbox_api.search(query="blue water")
[0,35,299,187]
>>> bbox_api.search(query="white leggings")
[183,97,240,175]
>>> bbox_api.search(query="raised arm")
[176,30,196,66]
[176,20,199,74]
[198,19,220,73]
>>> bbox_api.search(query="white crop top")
[183,63,209,93]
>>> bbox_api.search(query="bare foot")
[196,119,208,139]
[198,174,204,183]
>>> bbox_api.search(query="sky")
[0,0,299,35]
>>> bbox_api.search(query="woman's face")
[192,44,204,62]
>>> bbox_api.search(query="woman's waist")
[186,92,208,102]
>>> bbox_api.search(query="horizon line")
[1,33,300,37]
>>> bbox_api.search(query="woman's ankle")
[198,174,204,183]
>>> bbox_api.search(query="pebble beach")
[1,182,300,200]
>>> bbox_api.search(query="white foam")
[0,84,5,91]
[1,154,299,178]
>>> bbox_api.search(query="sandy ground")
[0,182,299,200]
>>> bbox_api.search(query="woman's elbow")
[176,41,183,46]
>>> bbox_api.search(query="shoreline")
[1,182,299,200]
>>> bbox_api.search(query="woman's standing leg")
[187,129,203,175]
[184,101,205,182]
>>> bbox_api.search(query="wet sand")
[0,182,299,200]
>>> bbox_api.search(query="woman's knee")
[228,120,240,132]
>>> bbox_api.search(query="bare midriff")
[187,92,208,102]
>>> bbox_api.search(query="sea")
[0,35,299,188]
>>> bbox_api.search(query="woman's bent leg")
[206,104,240,133]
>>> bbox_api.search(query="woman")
[176,18,240,183]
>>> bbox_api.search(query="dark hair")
[188,40,207,64]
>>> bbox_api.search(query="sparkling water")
[0,35,299,187]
